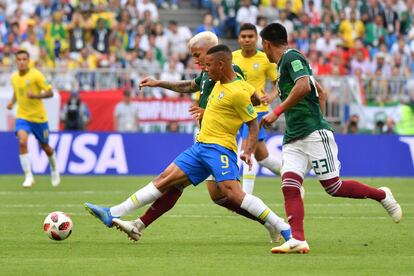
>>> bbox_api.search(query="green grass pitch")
[0,176,413,275]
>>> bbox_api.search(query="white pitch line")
[0,203,413,208]
[0,211,411,220]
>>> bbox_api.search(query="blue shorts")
[239,111,268,141]
[174,142,240,185]
[15,119,49,144]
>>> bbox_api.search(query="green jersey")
[277,49,332,144]
[194,64,245,109]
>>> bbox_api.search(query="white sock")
[258,155,281,175]
[241,194,289,231]
[242,159,257,194]
[110,182,162,217]
[48,152,57,172]
[19,153,32,178]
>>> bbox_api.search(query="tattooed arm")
[139,77,199,93]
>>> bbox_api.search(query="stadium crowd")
[0,0,413,133]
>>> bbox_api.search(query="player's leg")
[85,143,209,228]
[271,140,310,254]
[15,119,34,188]
[112,184,187,241]
[314,130,402,222]
[17,130,34,188]
[202,143,291,242]
[218,179,291,242]
[239,123,257,194]
[206,177,281,242]
[30,120,60,187]
[254,111,282,177]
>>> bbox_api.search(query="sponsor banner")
[0,132,413,176]
[60,91,194,131]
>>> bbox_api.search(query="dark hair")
[260,23,288,46]
[239,23,257,34]
[206,44,232,55]
[15,49,30,58]
[168,20,177,26]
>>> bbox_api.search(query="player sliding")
[6,49,60,188]
[259,23,403,254]
[104,32,287,243]
[85,45,292,244]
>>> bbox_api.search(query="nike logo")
[222,171,230,175]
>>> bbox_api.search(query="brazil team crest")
[253,63,259,70]
[218,91,224,100]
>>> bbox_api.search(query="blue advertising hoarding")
[0,132,413,177]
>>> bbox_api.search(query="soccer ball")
[43,211,73,241]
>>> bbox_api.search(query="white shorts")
[281,129,341,181]
[205,175,216,181]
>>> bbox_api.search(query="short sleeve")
[233,64,245,80]
[266,62,277,82]
[194,72,203,89]
[36,71,52,91]
[285,52,311,83]
[233,83,257,122]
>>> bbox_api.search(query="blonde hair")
[188,31,218,49]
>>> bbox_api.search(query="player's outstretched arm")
[240,118,259,169]
[139,76,199,94]
[275,77,311,115]
[314,80,327,116]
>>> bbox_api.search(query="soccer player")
[84,45,292,244]
[94,32,286,243]
[259,23,403,254]
[232,23,281,194]
[6,49,60,188]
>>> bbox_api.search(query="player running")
[259,23,402,254]
[232,23,281,194]
[84,45,292,244]
[7,49,60,188]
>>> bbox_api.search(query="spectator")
[360,0,383,24]
[160,53,184,98]
[138,0,159,21]
[166,121,179,132]
[339,9,365,48]
[20,32,40,64]
[154,22,169,59]
[315,30,339,55]
[92,17,111,54]
[52,0,74,23]
[68,11,87,54]
[61,92,91,130]
[371,52,391,77]
[44,11,68,59]
[274,9,294,34]
[259,0,278,22]
[166,20,192,64]
[385,117,396,134]
[381,0,399,48]
[364,14,387,49]
[124,0,140,26]
[6,0,34,19]
[195,13,220,36]
[35,0,53,22]
[343,114,360,134]
[218,0,240,38]
[236,0,259,28]
[113,89,140,132]
[372,112,387,134]
[350,49,372,76]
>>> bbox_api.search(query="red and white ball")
[43,211,73,241]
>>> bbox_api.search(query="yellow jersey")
[197,78,257,152]
[232,49,277,113]
[11,68,52,123]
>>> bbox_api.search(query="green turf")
[0,175,413,275]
